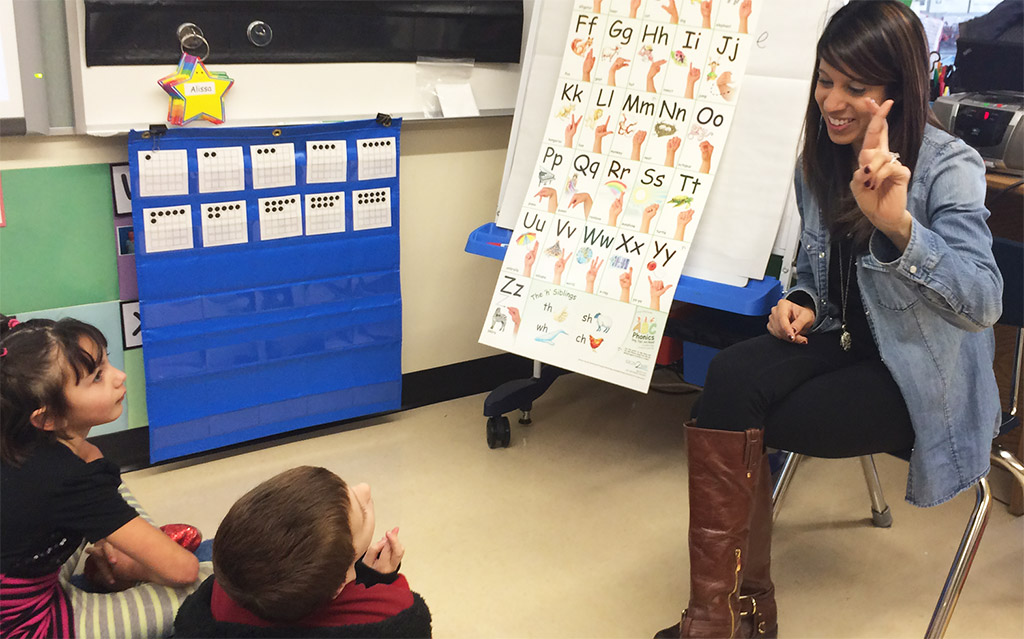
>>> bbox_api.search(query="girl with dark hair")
[656,1,1003,637]
[0,315,209,638]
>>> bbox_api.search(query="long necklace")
[837,238,854,352]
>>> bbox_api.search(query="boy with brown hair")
[174,466,431,637]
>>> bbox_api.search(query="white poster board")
[496,0,841,287]
[482,0,771,392]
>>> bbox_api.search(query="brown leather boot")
[655,422,764,639]
[737,460,778,638]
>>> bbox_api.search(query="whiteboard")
[0,0,25,122]
[64,0,528,135]
[496,0,845,286]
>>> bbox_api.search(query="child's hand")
[84,540,139,592]
[363,527,404,574]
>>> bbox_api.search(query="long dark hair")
[801,0,944,247]
[0,315,108,466]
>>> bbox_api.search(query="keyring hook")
[177,23,210,61]
[928,50,941,72]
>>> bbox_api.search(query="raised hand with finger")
[583,48,596,82]
[593,116,613,153]
[585,256,604,294]
[608,192,625,226]
[523,241,539,277]
[648,276,674,311]
[565,114,582,148]
[849,98,913,251]
[553,249,572,285]
[363,526,405,575]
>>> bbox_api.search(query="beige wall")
[0,117,513,373]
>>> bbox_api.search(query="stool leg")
[991,446,1024,487]
[858,455,892,528]
[771,452,802,522]
[924,478,992,639]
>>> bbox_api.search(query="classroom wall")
[0,116,513,432]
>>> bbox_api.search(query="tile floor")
[124,372,1024,638]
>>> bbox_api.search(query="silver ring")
[180,32,210,61]
[888,151,900,165]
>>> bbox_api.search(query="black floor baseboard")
[94,353,534,471]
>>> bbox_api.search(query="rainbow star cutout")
[158,55,234,125]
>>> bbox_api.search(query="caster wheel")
[486,416,511,449]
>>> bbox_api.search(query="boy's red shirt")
[210,575,414,627]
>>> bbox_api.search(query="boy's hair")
[213,466,356,623]
[0,315,108,466]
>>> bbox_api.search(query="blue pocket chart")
[128,119,402,462]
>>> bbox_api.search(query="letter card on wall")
[128,119,402,462]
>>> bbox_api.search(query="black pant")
[695,333,915,458]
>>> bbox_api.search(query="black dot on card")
[257,149,263,154]
[150,219,156,224]
[271,148,276,154]
[207,214,213,219]
[145,155,151,160]
[204,152,210,157]
[216,213,221,218]
[386,140,391,146]
[330,144,335,149]
[157,212,164,216]
[212,152,217,157]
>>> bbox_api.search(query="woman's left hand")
[849,98,913,248]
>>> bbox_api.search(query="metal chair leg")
[924,477,992,639]
[859,455,893,528]
[771,451,802,521]
[991,446,1024,487]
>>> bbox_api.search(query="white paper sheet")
[497,0,839,286]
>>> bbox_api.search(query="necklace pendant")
[840,328,852,352]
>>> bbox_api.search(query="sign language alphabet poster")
[481,0,761,392]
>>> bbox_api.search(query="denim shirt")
[788,125,1003,507]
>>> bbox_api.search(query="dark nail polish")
[863,166,871,175]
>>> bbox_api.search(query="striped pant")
[58,484,213,639]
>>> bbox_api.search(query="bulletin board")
[128,118,402,462]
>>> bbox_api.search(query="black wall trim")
[85,0,523,66]
[94,352,533,471]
